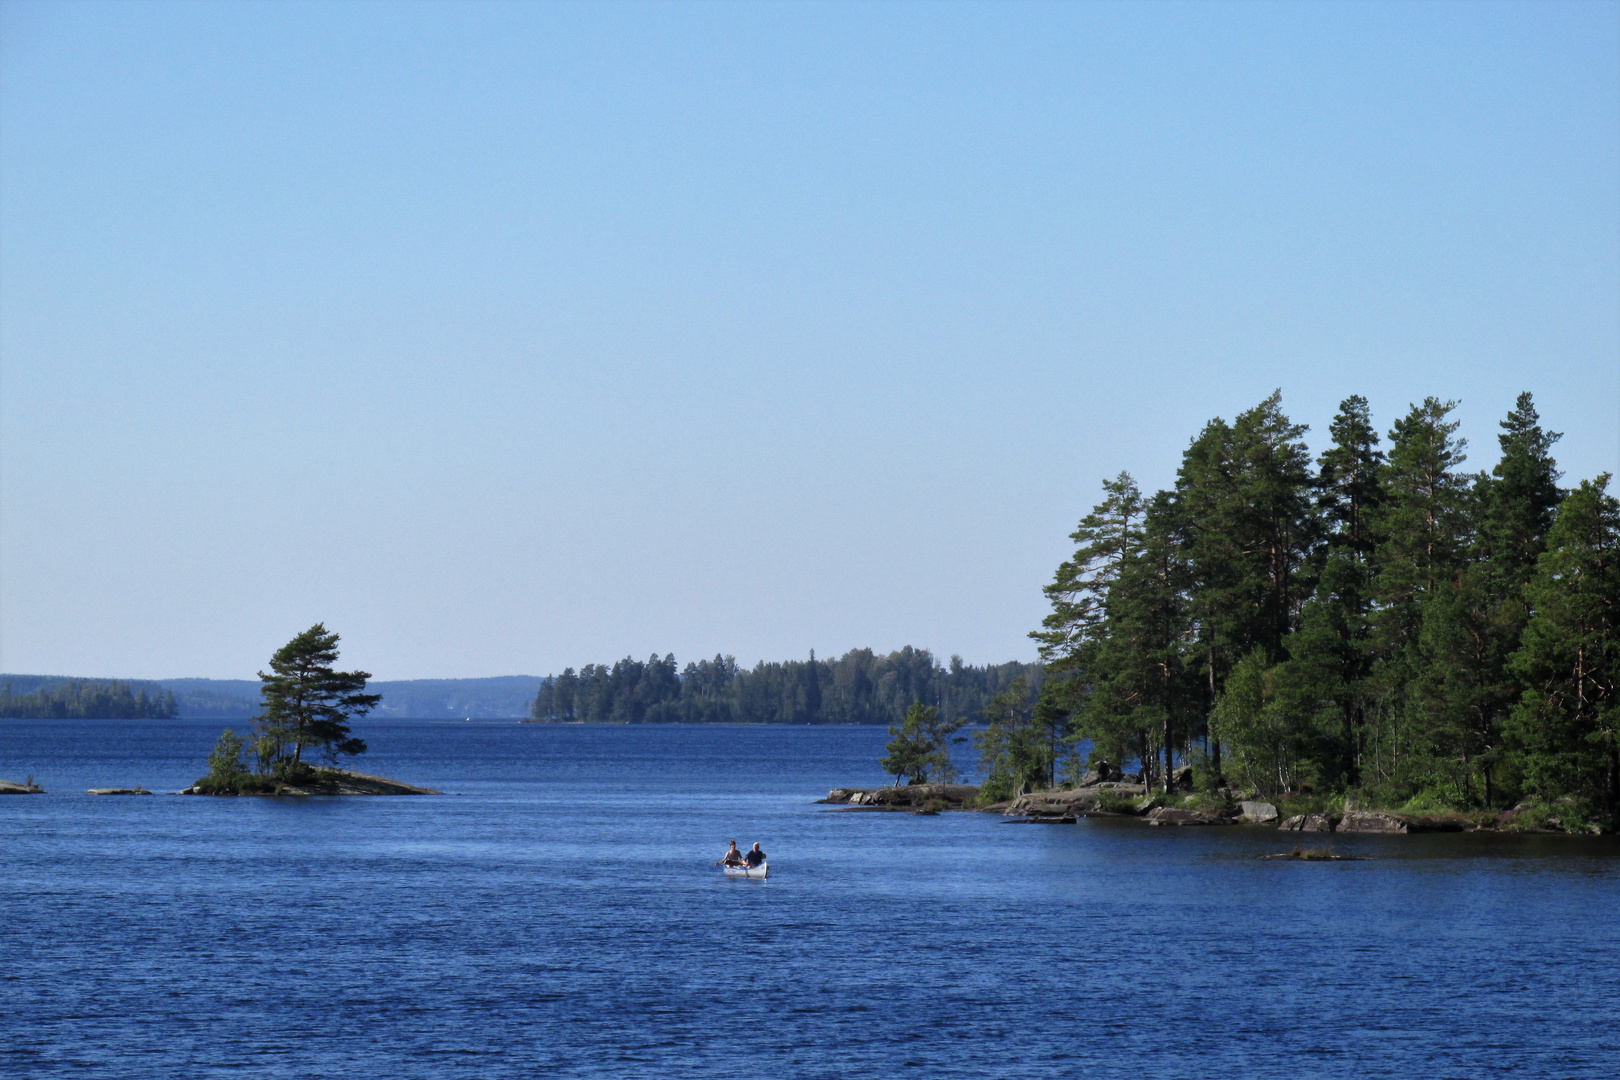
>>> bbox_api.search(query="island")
[181,767,438,796]
[188,624,436,797]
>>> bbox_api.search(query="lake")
[2,718,1617,1078]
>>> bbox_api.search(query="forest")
[0,679,178,719]
[528,647,1039,726]
[1003,391,1617,830]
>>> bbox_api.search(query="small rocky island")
[182,767,438,796]
[186,624,437,797]
[1,778,44,794]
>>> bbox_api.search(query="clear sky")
[2,1,1616,680]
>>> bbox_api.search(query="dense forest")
[529,647,1039,726]
[1004,391,1616,830]
[0,679,178,719]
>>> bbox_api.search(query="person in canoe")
[743,842,766,869]
[716,840,746,868]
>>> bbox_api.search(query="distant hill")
[0,675,544,719]
[364,677,544,718]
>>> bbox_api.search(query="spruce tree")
[1281,396,1384,788]
[1413,394,1563,806]
[1506,476,1620,822]
[1364,397,1472,793]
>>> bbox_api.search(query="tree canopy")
[1035,391,1618,831]
[253,623,379,770]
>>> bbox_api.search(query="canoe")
[722,862,768,879]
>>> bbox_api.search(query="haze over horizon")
[3,2,1617,681]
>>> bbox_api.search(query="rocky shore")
[820,784,979,812]
[180,767,440,796]
[822,771,1601,833]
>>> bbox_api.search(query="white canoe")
[722,862,768,879]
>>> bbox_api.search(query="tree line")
[1006,390,1616,829]
[0,679,178,719]
[529,647,1039,726]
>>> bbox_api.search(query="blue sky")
[2,1,1616,679]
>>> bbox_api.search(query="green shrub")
[1096,793,1139,815]
[1275,792,1346,819]
[1180,791,1232,815]
[1398,788,1466,816]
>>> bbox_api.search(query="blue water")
[3,719,1617,1078]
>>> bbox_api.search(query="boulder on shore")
[1336,810,1408,834]
[1277,813,1337,832]
[1337,810,1466,834]
[1005,789,1104,818]
[0,779,44,794]
[1144,806,1227,827]
[1239,800,1279,824]
[1077,761,1124,786]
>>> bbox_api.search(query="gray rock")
[1337,810,1408,833]
[1093,782,1148,795]
[1278,812,1337,831]
[1006,788,1102,817]
[1085,760,1122,783]
[1239,800,1279,823]
[87,787,151,795]
[0,779,44,794]
[1171,764,1195,791]
[823,784,979,809]
[1145,806,1224,826]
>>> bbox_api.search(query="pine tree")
[974,677,1047,800]
[254,624,379,772]
[1033,472,1145,672]
[881,701,965,785]
[1077,493,1197,792]
[1175,392,1316,777]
